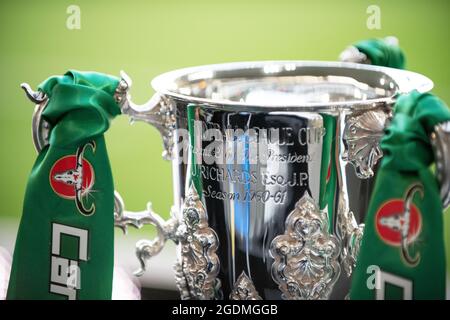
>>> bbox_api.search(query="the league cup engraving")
[189,116,325,209]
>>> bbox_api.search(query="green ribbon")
[350,91,450,299]
[187,104,203,195]
[354,38,405,69]
[7,71,120,299]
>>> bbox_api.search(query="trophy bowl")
[109,61,448,300]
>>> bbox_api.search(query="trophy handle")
[113,191,179,276]
[338,40,450,275]
[113,71,179,276]
[339,39,450,209]
[431,121,450,209]
[114,71,176,160]
[21,72,179,276]
[20,83,50,153]
[339,36,399,65]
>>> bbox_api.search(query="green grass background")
[0,0,449,264]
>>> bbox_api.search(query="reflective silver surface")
[339,36,400,65]
[137,61,437,299]
[432,121,450,208]
[175,184,221,300]
[229,271,262,300]
[270,193,340,300]
[115,71,176,160]
[21,60,450,300]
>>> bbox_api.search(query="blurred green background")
[0,0,448,246]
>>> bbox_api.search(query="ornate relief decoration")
[270,193,341,300]
[343,110,389,179]
[176,184,221,300]
[229,272,262,300]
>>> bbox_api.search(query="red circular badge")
[49,155,94,199]
[375,199,421,246]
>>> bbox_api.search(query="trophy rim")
[151,60,433,111]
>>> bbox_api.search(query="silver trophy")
[25,59,450,300]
